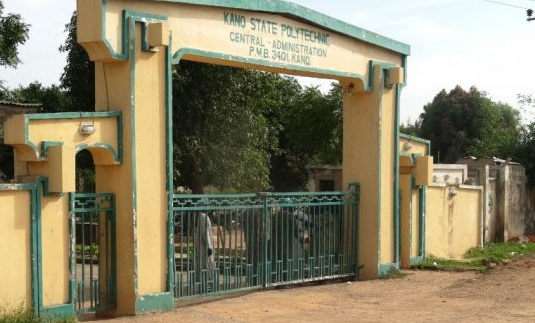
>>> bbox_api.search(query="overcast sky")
[1,0,535,122]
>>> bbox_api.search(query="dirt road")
[90,253,535,323]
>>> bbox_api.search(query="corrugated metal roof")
[0,100,42,108]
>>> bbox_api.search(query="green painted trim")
[39,304,75,319]
[33,177,48,315]
[132,0,410,55]
[29,183,39,315]
[379,263,400,277]
[40,141,63,159]
[127,14,140,298]
[75,143,121,164]
[393,81,402,266]
[368,60,396,92]
[20,111,122,161]
[399,133,431,146]
[102,1,127,60]
[420,186,426,258]
[348,182,360,279]
[173,48,366,84]
[24,111,121,120]
[68,194,76,311]
[165,33,175,293]
[375,64,384,277]
[410,256,424,266]
[399,152,414,164]
[0,183,36,190]
[135,292,174,313]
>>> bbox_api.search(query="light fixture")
[449,187,458,197]
[402,142,413,151]
[79,124,96,135]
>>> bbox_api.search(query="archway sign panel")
[73,0,412,316]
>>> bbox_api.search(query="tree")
[10,81,68,112]
[59,12,95,112]
[419,86,519,163]
[0,1,29,68]
[400,118,420,136]
[512,94,535,185]
[271,84,342,191]
[172,61,301,193]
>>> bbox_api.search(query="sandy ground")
[85,253,535,323]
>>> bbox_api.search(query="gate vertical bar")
[261,193,269,288]
[352,183,360,279]
[68,193,76,309]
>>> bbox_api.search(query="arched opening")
[0,145,14,182]
[75,149,95,193]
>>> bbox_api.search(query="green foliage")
[417,242,535,272]
[172,61,301,193]
[59,12,95,112]
[273,84,342,191]
[9,82,68,113]
[512,94,535,185]
[418,86,519,163]
[0,80,11,100]
[465,242,535,262]
[399,118,420,137]
[76,244,99,257]
[75,150,95,193]
[0,307,74,323]
[419,256,485,272]
[0,1,29,68]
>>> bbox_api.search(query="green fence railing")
[172,185,359,299]
[69,193,116,313]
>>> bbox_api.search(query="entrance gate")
[172,185,359,299]
[69,193,117,313]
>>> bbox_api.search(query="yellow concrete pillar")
[89,23,169,314]
[342,65,397,279]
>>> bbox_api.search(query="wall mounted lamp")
[348,83,354,95]
[79,124,96,136]
[402,142,413,151]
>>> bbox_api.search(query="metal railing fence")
[172,185,359,299]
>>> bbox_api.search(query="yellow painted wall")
[93,24,169,313]
[426,185,483,259]
[0,190,32,311]
[399,137,428,156]
[80,0,401,86]
[133,27,168,295]
[94,64,137,314]
[40,195,70,307]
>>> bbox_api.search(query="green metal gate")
[172,185,359,299]
[69,193,116,313]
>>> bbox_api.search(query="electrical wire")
[477,0,530,10]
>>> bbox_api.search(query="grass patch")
[415,242,535,272]
[0,308,75,323]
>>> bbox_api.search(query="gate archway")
[74,0,411,316]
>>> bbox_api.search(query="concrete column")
[342,65,397,279]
